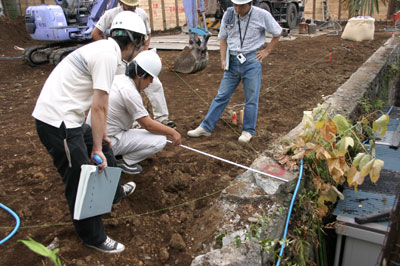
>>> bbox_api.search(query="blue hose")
[0,203,21,245]
[276,159,304,266]
[387,105,394,115]
[0,56,22,60]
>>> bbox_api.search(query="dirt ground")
[0,16,393,265]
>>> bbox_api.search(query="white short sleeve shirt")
[32,38,122,128]
[106,75,149,137]
[95,6,151,35]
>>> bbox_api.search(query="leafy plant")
[278,105,388,214]
[234,235,242,248]
[272,104,388,264]
[359,98,384,113]
[345,0,387,17]
[19,238,63,266]
[215,233,225,248]
[243,213,282,260]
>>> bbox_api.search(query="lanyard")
[238,10,252,49]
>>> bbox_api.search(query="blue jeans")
[201,52,261,135]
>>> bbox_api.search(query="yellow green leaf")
[361,117,369,125]
[372,114,389,137]
[359,154,371,169]
[18,238,60,265]
[353,153,365,167]
[352,170,366,185]
[305,142,317,150]
[332,114,351,135]
[370,159,384,183]
[301,111,313,129]
[360,159,374,177]
[315,145,331,160]
[315,121,325,130]
[319,184,338,204]
[347,165,357,185]
[327,158,345,183]
[292,149,305,160]
[332,185,345,200]
[339,156,350,175]
[337,137,354,156]
[294,137,305,148]
[321,121,337,142]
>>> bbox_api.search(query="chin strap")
[126,31,145,62]
[134,61,143,92]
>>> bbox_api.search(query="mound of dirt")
[0,16,37,57]
[0,17,393,265]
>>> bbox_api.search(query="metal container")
[308,23,317,34]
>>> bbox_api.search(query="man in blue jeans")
[187,0,282,143]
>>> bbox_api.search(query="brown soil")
[0,16,393,265]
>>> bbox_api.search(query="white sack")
[341,16,375,42]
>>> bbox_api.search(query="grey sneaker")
[85,236,125,253]
[116,159,143,175]
[161,119,176,128]
[122,181,136,198]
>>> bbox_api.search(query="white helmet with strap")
[133,49,162,78]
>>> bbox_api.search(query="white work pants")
[111,129,167,165]
[144,77,169,122]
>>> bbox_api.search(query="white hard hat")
[133,50,162,78]
[110,11,146,36]
[231,0,252,4]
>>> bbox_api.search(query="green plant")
[215,233,225,248]
[243,213,282,260]
[359,98,384,113]
[19,238,63,266]
[234,235,241,248]
[345,0,387,17]
[380,63,400,103]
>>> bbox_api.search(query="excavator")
[23,0,119,66]
[173,0,211,74]
[23,0,212,73]
[23,0,209,73]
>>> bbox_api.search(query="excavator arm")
[173,0,211,74]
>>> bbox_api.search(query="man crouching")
[89,50,181,175]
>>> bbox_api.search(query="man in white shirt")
[33,11,146,254]
[87,49,181,174]
[92,0,176,128]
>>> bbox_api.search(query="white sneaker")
[187,125,211,137]
[238,131,252,143]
